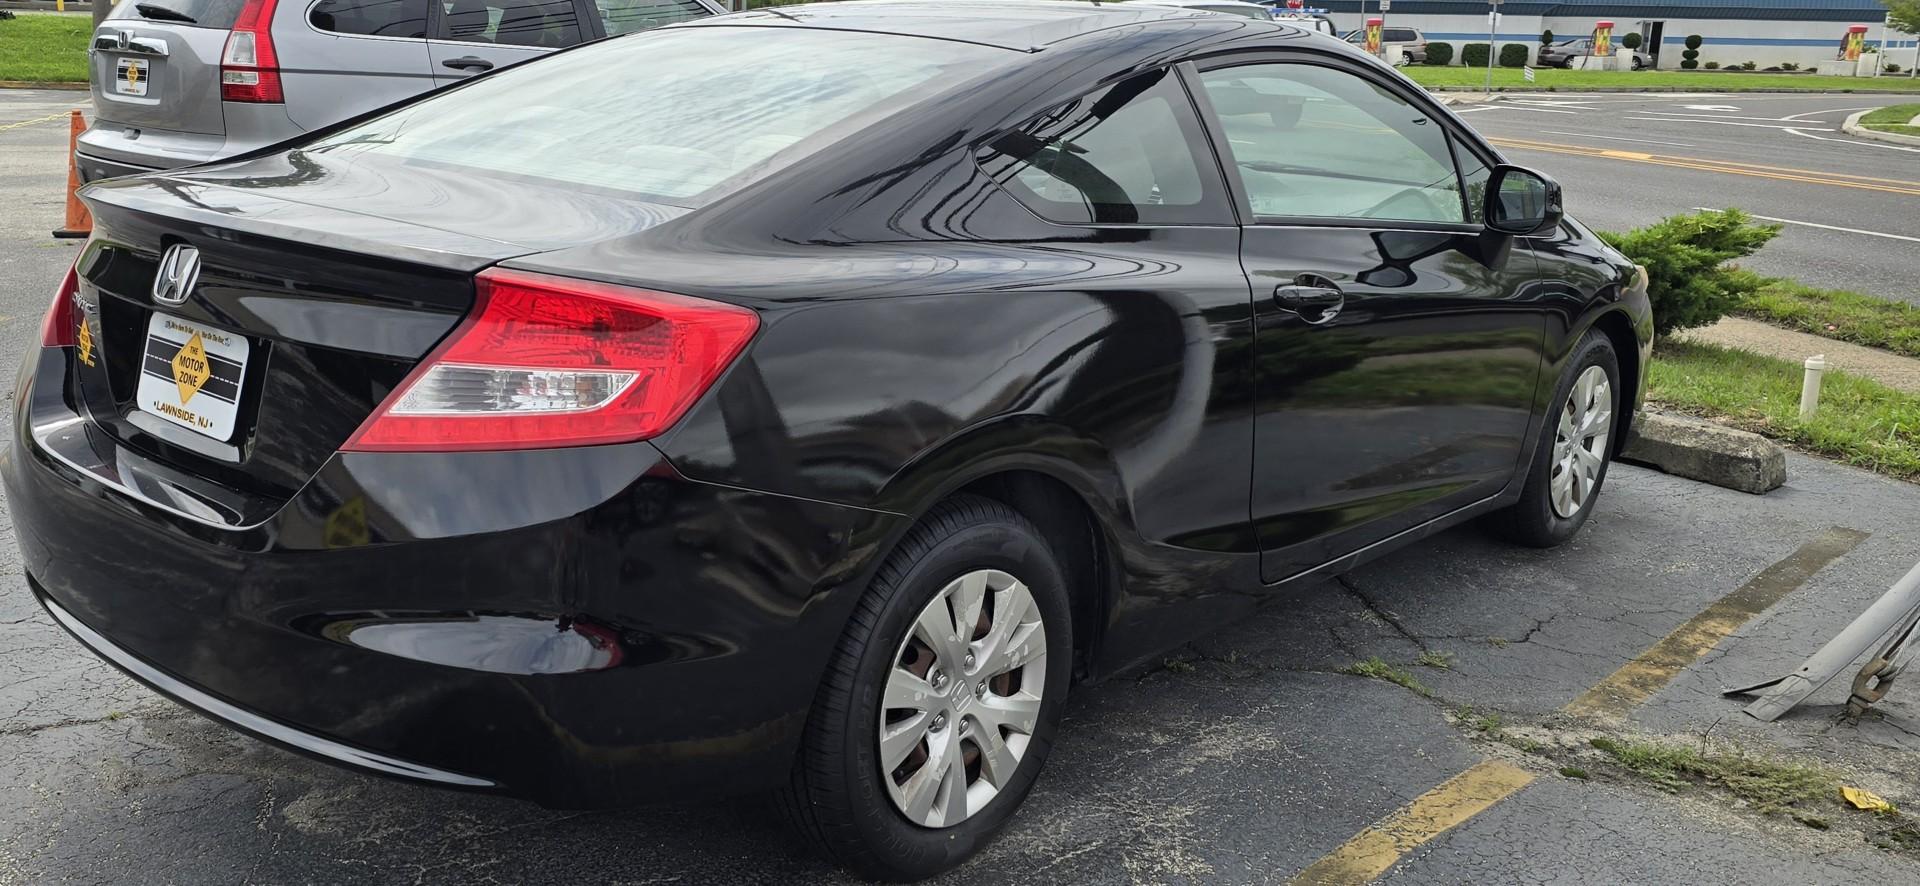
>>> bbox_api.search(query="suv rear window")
[1384,28,1419,42]
[112,0,248,28]
[301,27,1006,206]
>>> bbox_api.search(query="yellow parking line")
[1564,526,1869,720]
[1289,761,1536,886]
[0,112,71,133]
[1291,526,1867,883]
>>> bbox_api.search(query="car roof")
[693,0,1289,51]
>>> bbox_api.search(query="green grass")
[1587,736,1835,816]
[1402,65,1920,93]
[1338,656,1434,697]
[1739,280,1920,359]
[0,13,91,83]
[1649,340,1920,480]
[1860,103,1920,136]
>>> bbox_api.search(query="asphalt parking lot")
[6,87,1920,885]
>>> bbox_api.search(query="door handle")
[1273,282,1345,324]
[442,56,494,72]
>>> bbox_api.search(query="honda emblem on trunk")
[116,30,130,51]
[152,244,201,307]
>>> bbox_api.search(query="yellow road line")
[1488,137,1920,195]
[0,112,72,134]
[1291,526,1867,883]
[1564,526,1869,720]
[1289,761,1535,886]
[1489,136,1920,186]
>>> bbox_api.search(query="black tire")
[1487,329,1621,548]
[777,494,1073,881]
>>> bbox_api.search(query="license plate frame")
[134,314,250,442]
[114,57,150,97]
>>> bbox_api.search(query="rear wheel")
[1488,329,1620,547]
[778,495,1072,880]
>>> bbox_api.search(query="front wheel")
[778,495,1073,880]
[1487,329,1620,547]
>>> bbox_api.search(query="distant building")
[1318,0,1916,70]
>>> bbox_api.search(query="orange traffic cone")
[52,109,92,240]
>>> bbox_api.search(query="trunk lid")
[91,2,237,135]
[72,155,691,508]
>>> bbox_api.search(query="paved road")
[1456,92,1920,303]
[6,87,1920,884]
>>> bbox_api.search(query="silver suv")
[78,0,721,182]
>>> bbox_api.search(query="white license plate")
[135,314,249,441]
[115,57,149,96]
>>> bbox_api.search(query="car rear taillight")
[344,268,759,452]
[40,263,79,349]
[220,0,283,103]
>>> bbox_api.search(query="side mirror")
[1484,165,1564,236]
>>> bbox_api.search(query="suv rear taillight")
[220,0,283,103]
[40,263,80,349]
[344,268,759,452]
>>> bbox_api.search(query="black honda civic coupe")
[8,1,1650,879]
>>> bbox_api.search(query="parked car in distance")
[1538,38,1652,69]
[75,0,722,182]
[1261,8,1336,35]
[1119,0,1273,19]
[18,2,1652,880]
[1342,25,1426,64]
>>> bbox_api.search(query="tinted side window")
[1384,28,1418,42]
[1199,62,1466,224]
[438,0,582,47]
[311,0,429,38]
[977,69,1224,225]
[592,0,708,36]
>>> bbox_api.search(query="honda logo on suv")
[152,244,201,307]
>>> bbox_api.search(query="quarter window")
[1199,63,1467,224]
[978,69,1223,225]
[591,0,708,37]
[310,0,429,38]
[437,0,582,48]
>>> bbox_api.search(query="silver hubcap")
[1551,365,1614,518]
[880,569,1047,828]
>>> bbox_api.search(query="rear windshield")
[299,27,1006,207]
[111,0,248,28]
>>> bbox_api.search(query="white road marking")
[1625,116,1834,131]
[1782,106,1877,121]
[1476,104,1578,115]
[1539,130,1695,147]
[1681,104,1741,111]
[1782,127,1920,153]
[1692,207,1920,244]
[1640,111,1807,122]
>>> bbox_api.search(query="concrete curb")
[1841,109,1920,147]
[0,81,88,91]
[1619,412,1787,495]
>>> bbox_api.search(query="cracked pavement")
[6,88,1920,884]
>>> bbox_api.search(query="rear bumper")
[7,347,901,807]
[74,150,161,183]
[77,103,305,182]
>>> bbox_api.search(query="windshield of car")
[299,26,1007,207]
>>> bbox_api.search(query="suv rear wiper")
[134,4,197,23]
